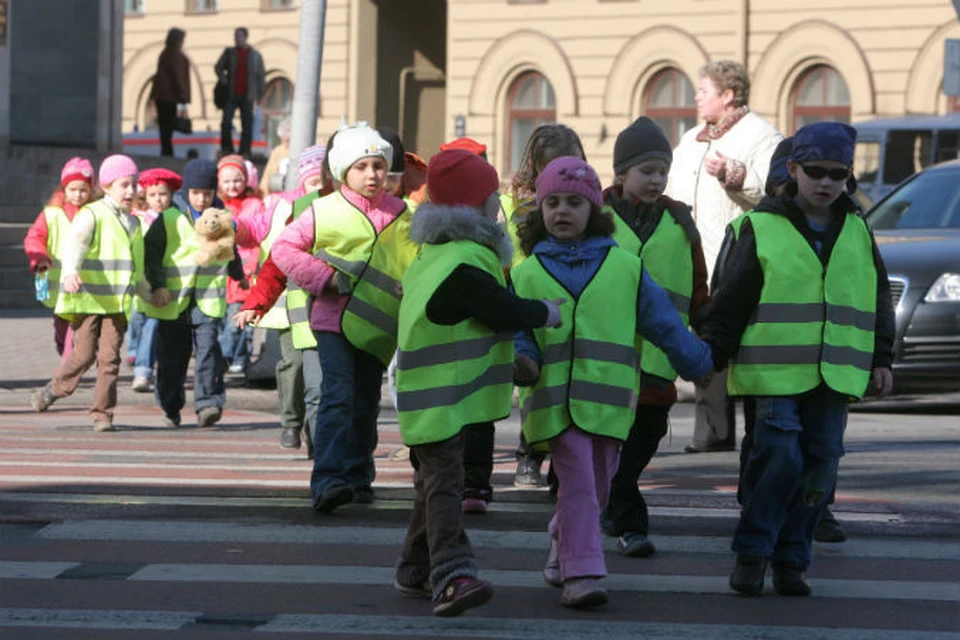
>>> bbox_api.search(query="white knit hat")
[327,122,394,182]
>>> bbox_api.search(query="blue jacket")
[514,235,713,382]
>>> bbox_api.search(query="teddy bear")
[194,207,235,266]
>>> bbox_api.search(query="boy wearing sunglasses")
[698,122,895,597]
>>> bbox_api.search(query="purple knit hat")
[535,156,603,209]
[98,154,138,187]
[297,145,327,185]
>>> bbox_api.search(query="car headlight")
[923,273,960,302]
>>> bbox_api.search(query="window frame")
[505,70,557,175]
[260,76,295,148]
[185,0,218,15]
[641,67,697,148]
[260,0,296,10]
[124,0,145,16]
[789,64,851,134]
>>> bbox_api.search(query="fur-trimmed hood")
[409,202,514,267]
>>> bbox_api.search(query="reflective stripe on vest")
[728,212,877,398]
[41,206,71,309]
[512,248,642,446]
[287,284,316,349]
[54,200,143,320]
[396,241,514,446]
[342,206,419,365]
[610,205,693,381]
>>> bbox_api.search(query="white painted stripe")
[0,608,198,631]
[0,561,78,579]
[36,520,958,560]
[125,563,957,601]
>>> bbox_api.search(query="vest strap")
[398,334,506,369]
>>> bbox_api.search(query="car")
[866,160,960,393]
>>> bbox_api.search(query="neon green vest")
[143,207,229,320]
[512,248,642,447]
[41,206,71,309]
[502,193,535,268]
[728,212,877,399]
[54,200,143,321]
[396,241,514,446]
[285,192,323,348]
[255,198,295,330]
[610,206,693,381]
[341,205,419,365]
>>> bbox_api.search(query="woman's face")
[696,76,733,124]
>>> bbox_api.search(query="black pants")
[604,404,670,535]
[155,100,177,157]
[463,421,494,499]
[220,95,254,156]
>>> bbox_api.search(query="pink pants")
[548,426,621,580]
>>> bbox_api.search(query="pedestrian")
[504,123,587,489]
[144,158,245,428]
[215,27,265,157]
[512,156,713,608]
[232,144,331,454]
[271,124,410,513]
[665,60,783,455]
[23,157,97,363]
[30,155,152,432]
[259,117,292,194]
[600,116,711,557]
[217,155,263,374]
[393,148,563,617]
[151,28,191,157]
[127,168,183,392]
[698,122,895,597]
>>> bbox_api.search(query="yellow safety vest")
[40,206,72,309]
[255,198,295,330]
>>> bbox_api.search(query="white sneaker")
[228,364,244,375]
[131,376,152,392]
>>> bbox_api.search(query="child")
[512,157,713,608]
[393,148,562,617]
[24,157,96,361]
[600,116,710,557]
[30,155,153,432]
[217,155,263,374]
[271,123,411,512]
[128,168,183,392]
[697,122,895,597]
[145,159,244,428]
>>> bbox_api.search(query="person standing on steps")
[215,27,265,158]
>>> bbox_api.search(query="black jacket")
[700,191,895,372]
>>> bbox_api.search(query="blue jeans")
[220,301,251,369]
[733,384,848,569]
[125,310,148,359]
[220,95,253,156]
[309,331,383,500]
[134,316,158,379]
[155,304,226,418]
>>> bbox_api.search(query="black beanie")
[183,159,218,190]
[613,116,673,175]
[376,126,406,174]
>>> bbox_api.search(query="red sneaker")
[432,577,493,617]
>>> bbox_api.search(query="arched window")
[506,71,556,173]
[790,65,850,133]
[642,68,696,147]
[261,76,294,148]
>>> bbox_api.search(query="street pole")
[284,0,327,191]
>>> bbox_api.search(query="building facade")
[122,0,960,182]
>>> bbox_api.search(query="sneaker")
[729,554,767,596]
[432,576,493,617]
[814,507,847,543]
[390,445,410,461]
[313,484,354,514]
[197,406,222,428]
[772,563,811,596]
[543,536,562,588]
[162,413,181,428]
[560,578,608,608]
[617,532,656,558]
[514,457,543,487]
[30,385,57,413]
[125,355,136,366]
[599,513,617,537]
[131,376,152,393]
[228,364,245,375]
[462,497,487,514]
[92,417,114,432]
[280,426,301,449]
[353,486,375,504]
[393,577,431,599]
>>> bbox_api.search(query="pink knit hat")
[61,157,95,187]
[98,154,138,187]
[297,145,327,185]
[535,156,603,209]
[244,160,259,190]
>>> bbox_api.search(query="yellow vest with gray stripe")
[143,207,229,320]
[610,205,693,381]
[512,247,642,446]
[396,241,514,446]
[341,205,418,365]
[54,200,143,320]
[255,198,295,330]
[40,206,72,309]
[728,212,877,399]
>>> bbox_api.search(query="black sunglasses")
[800,164,851,181]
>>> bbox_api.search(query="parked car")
[867,160,960,393]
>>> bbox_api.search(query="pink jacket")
[234,188,304,249]
[271,185,405,333]
[223,194,264,304]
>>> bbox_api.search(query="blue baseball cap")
[790,122,856,166]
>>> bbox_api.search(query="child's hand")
[514,354,540,386]
[62,273,82,294]
[33,258,52,274]
[239,277,251,290]
[872,367,894,397]
[151,287,171,307]
[233,309,259,329]
[542,298,566,328]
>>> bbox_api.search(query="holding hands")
[542,298,566,328]
[150,287,172,307]
[233,308,260,330]
[514,354,540,387]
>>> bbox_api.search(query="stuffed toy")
[194,207,235,266]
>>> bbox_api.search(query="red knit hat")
[427,149,500,208]
[138,168,183,192]
[439,137,487,158]
[217,154,248,181]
